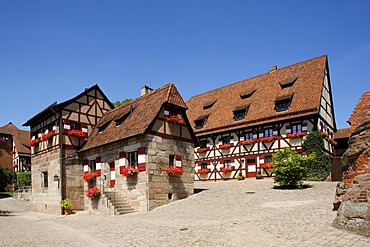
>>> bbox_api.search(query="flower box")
[83,172,98,182]
[260,136,279,143]
[165,115,185,125]
[321,132,329,138]
[286,132,307,139]
[197,147,210,153]
[30,138,40,147]
[219,143,234,149]
[67,129,87,138]
[220,166,235,173]
[41,131,56,141]
[24,164,31,168]
[120,166,139,177]
[11,164,17,169]
[260,163,274,169]
[85,186,101,199]
[327,138,338,146]
[239,139,257,145]
[10,150,16,155]
[166,166,184,176]
[198,168,211,174]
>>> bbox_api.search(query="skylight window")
[194,115,209,129]
[203,100,217,110]
[240,89,256,99]
[279,78,297,88]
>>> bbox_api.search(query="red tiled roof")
[347,91,370,131]
[186,55,328,136]
[80,83,188,151]
[334,127,351,139]
[0,122,30,155]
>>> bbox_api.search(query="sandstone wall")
[333,121,370,237]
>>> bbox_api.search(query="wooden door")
[246,159,256,178]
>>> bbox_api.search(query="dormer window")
[233,105,249,121]
[203,100,216,110]
[275,94,293,112]
[115,112,131,126]
[240,89,256,99]
[194,115,209,129]
[98,120,111,133]
[279,78,297,88]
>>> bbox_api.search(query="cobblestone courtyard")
[1,179,369,246]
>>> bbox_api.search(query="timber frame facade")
[187,55,337,181]
[23,85,114,214]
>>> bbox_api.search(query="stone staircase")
[104,191,134,215]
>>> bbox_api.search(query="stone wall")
[64,149,84,211]
[333,121,370,237]
[31,149,62,215]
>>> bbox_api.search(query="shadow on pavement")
[194,188,208,194]
[0,210,15,217]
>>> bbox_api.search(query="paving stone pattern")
[1,179,369,246]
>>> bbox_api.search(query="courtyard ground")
[0,178,369,246]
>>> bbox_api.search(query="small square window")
[222,136,231,144]
[199,140,207,148]
[89,160,96,172]
[70,122,81,130]
[128,151,138,167]
[224,160,232,168]
[291,123,302,134]
[275,99,290,112]
[201,163,208,169]
[245,132,253,140]
[264,128,273,137]
[169,154,175,167]
[233,109,247,121]
[43,171,48,188]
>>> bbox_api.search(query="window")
[98,121,111,133]
[291,123,302,134]
[115,111,131,126]
[275,99,290,112]
[240,89,256,99]
[195,116,208,129]
[245,132,253,140]
[128,151,138,167]
[233,108,248,121]
[169,154,175,167]
[201,163,208,169]
[222,136,231,144]
[42,171,48,188]
[89,160,96,172]
[70,122,81,130]
[199,140,208,148]
[265,155,272,163]
[279,78,297,88]
[264,128,273,137]
[224,160,232,168]
[203,100,216,110]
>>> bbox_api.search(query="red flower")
[165,115,185,125]
[260,136,279,142]
[166,166,184,176]
[220,166,235,173]
[287,132,307,138]
[198,168,211,174]
[120,166,139,177]
[239,139,257,145]
[219,143,234,149]
[30,138,40,146]
[83,172,98,182]
[197,147,210,153]
[67,129,87,138]
[260,163,274,169]
[85,186,101,199]
[10,150,16,154]
[41,131,56,141]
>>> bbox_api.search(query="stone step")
[104,191,134,215]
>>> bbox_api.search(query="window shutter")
[220,160,224,164]
[96,157,102,176]
[138,148,146,171]
[175,155,182,167]
[119,151,126,159]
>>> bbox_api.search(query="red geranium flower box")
[166,166,184,176]
[67,129,87,138]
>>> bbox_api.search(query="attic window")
[194,115,209,129]
[115,112,131,126]
[98,121,111,133]
[240,90,256,99]
[279,78,297,88]
[233,105,249,121]
[275,93,294,112]
[203,100,217,110]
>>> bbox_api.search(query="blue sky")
[0,0,369,130]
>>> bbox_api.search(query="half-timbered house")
[0,122,31,172]
[23,85,114,214]
[187,55,337,181]
[79,83,196,213]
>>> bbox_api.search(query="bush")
[302,130,332,181]
[272,148,315,188]
[0,167,16,192]
[17,172,32,187]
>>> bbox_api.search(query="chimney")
[269,65,277,73]
[141,85,154,96]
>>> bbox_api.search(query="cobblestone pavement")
[1,179,369,246]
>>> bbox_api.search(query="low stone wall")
[333,121,370,237]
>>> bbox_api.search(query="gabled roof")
[80,83,189,152]
[187,55,328,136]
[347,91,370,131]
[334,127,351,139]
[23,84,113,127]
[0,122,30,155]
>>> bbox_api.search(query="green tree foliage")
[302,130,332,181]
[112,98,133,108]
[272,148,315,188]
[0,167,16,191]
[17,172,31,187]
